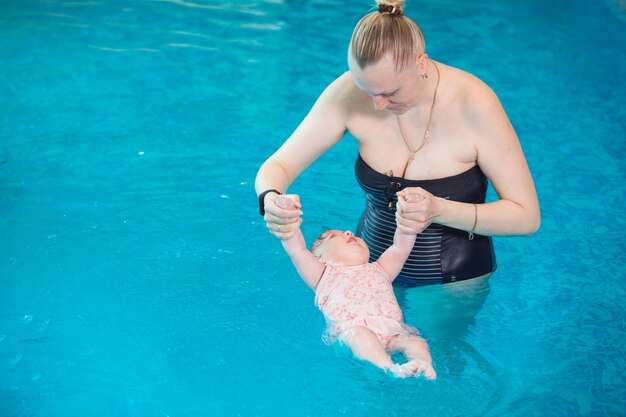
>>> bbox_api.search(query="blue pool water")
[1,0,625,416]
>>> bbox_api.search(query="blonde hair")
[310,232,329,259]
[350,0,426,70]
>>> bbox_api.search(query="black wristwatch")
[258,189,281,216]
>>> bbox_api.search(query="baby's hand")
[274,196,296,210]
[395,193,423,236]
[403,193,423,203]
[266,195,302,240]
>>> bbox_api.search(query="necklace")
[396,61,440,177]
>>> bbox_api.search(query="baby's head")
[310,230,370,265]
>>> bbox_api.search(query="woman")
[255,0,540,286]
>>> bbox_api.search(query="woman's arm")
[396,86,540,237]
[467,87,540,236]
[255,74,350,239]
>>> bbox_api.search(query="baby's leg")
[339,326,394,371]
[388,334,437,379]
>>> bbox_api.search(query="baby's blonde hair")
[350,0,426,71]
[310,232,329,259]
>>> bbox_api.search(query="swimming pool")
[1,0,624,415]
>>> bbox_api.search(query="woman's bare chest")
[347,112,478,180]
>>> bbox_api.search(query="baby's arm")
[276,197,325,290]
[376,194,419,281]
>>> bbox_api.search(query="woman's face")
[349,53,424,114]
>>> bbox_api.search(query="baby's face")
[316,230,370,265]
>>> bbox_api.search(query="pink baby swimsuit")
[314,262,418,347]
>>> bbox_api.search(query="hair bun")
[377,0,404,16]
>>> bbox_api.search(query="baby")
[275,195,436,379]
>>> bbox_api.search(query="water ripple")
[147,0,266,16]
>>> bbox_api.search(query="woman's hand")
[395,188,443,235]
[263,194,303,240]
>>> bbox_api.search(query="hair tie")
[378,4,404,16]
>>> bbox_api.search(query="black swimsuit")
[355,154,497,286]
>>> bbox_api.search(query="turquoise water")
[1,0,625,416]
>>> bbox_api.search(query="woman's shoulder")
[321,71,371,108]
[439,62,503,122]
[441,63,496,99]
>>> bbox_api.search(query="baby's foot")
[409,360,437,380]
[387,362,421,378]
[389,361,437,379]
[387,363,412,378]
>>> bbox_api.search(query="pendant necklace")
[397,61,441,178]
